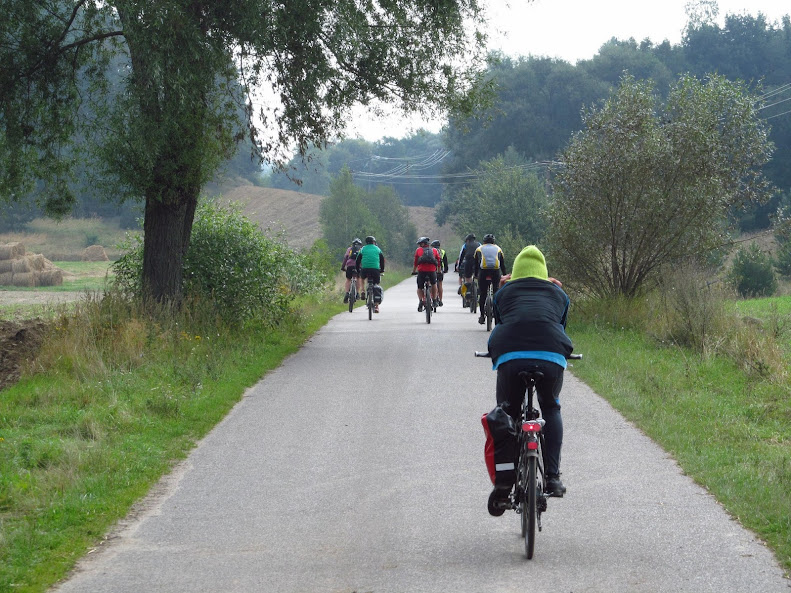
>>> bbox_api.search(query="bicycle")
[475,350,582,559]
[365,276,378,320]
[348,273,360,313]
[423,277,433,324]
[465,278,478,314]
[484,282,494,331]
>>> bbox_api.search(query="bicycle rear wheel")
[525,455,538,559]
[485,292,493,332]
[367,287,373,320]
[469,282,477,314]
[348,284,356,313]
[424,282,431,324]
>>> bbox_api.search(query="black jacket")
[488,277,573,364]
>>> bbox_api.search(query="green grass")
[569,318,791,575]
[0,295,341,593]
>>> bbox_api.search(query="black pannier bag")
[481,405,518,490]
[373,284,383,303]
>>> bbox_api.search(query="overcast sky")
[347,0,790,141]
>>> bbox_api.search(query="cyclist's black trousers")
[478,270,501,313]
[495,358,564,477]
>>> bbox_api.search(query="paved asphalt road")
[53,279,789,593]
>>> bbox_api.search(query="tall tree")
[436,147,549,257]
[1,0,486,302]
[548,74,774,298]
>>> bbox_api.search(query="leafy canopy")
[548,73,774,298]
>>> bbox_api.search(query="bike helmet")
[431,240,440,247]
[365,236,376,244]
[352,238,362,245]
[465,233,476,242]
[417,236,430,245]
[483,233,495,244]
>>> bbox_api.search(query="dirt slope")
[217,185,325,250]
[216,184,458,253]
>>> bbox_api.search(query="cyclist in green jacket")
[355,236,385,313]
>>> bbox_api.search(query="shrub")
[774,240,791,278]
[727,242,777,298]
[112,201,328,325]
[649,265,729,356]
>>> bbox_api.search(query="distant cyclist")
[460,233,481,299]
[412,236,441,312]
[431,239,448,306]
[473,234,507,324]
[487,245,573,508]
[341,238,364,303]
[355,236,385,313]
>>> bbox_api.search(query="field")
[214,182,457,251]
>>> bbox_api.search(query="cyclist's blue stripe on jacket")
[491,350,567,371]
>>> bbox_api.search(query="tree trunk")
[142,191,198,303]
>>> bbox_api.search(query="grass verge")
[569,318,791,576]
[0,292,343,593]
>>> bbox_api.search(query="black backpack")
[417,246,437,265]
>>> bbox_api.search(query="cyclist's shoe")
[478,314,485,325]
[374,305,380,313]
[418,301,425,312]
[343,292,350,303]
[487,488,510,517]
[545,475,566,497]
[437,299,443,307]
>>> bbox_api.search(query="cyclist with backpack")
[412,236,441,312]
[459,233,481,300]
[431,239,448,306]
[487,245,573,509]
[341,238,364,303]
[473,234,507,324]
[355,236,385,313]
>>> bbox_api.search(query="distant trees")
[319,168,416,264]
[435,148,549,258]
[440,9,791,233]
[548,74,774,298]
[267,132,447,207]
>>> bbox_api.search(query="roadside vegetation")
[0,202,409,593]
[567,272,791,575]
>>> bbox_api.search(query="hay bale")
[0,242,25,260]
[38,269,64,287]
[12,272,37,287]
[0,260,13,274]
[0,272,12,285]
[82,245,108,261]
[11,258,30,273]
[26,254,47,271]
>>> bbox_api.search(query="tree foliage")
[319,168,416,264]
[548,74,774,298]
[440,9,791,228]
[1,0,487,302]
[727,242,778,298]
[436,147,549,258]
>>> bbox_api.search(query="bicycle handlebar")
[474,351,582,360]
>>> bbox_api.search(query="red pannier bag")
[481,405,518,490]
